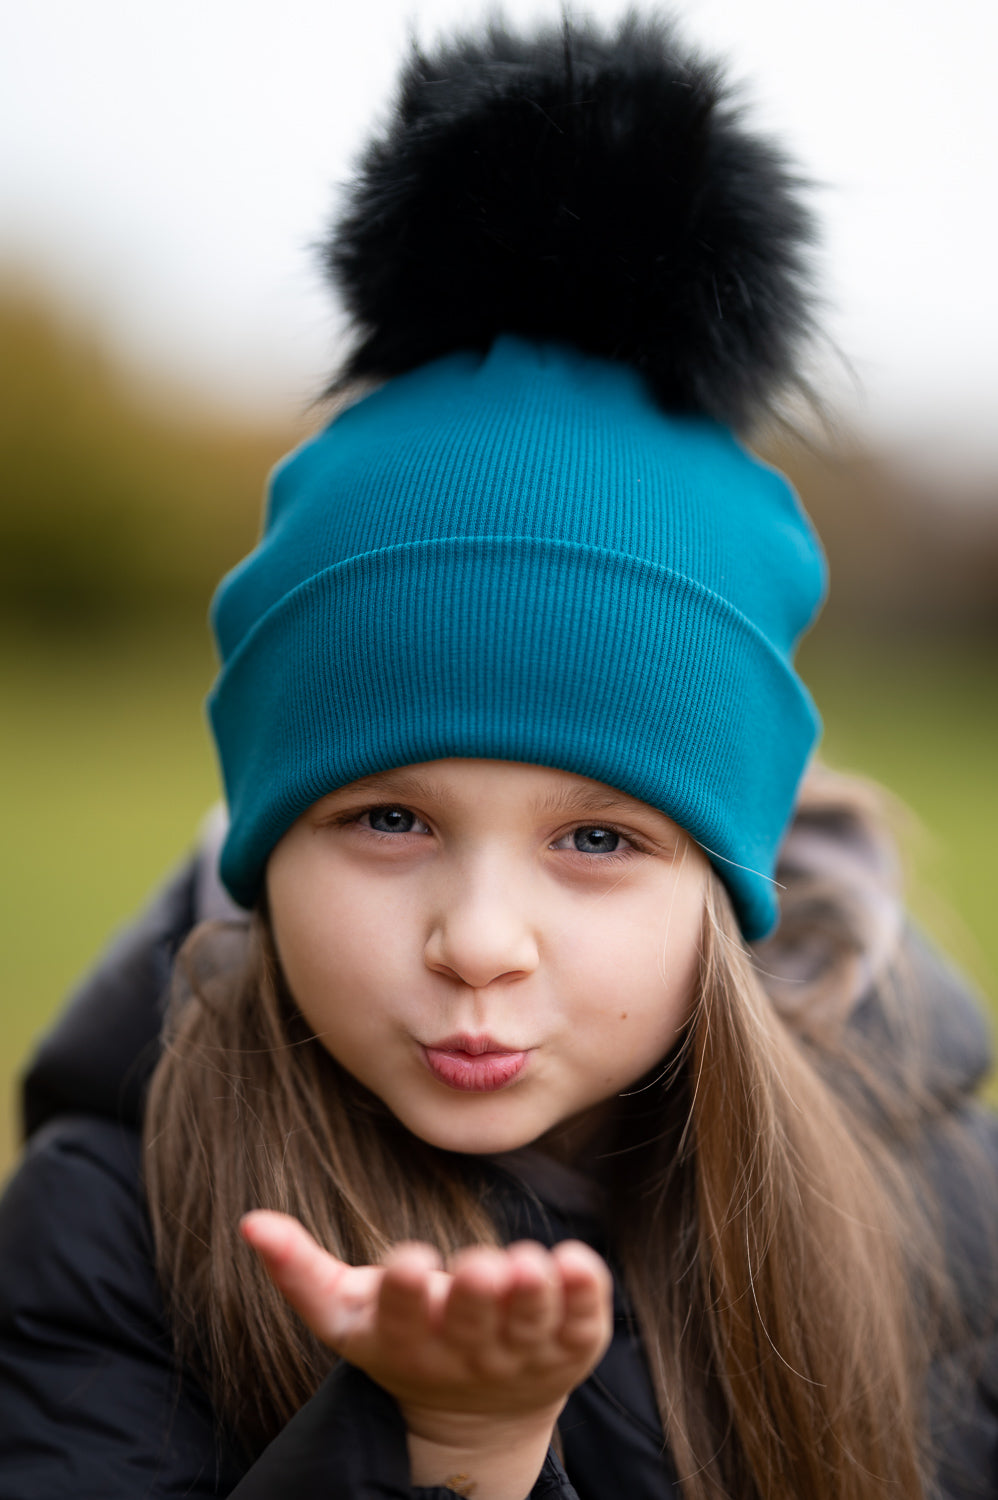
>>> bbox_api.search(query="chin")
[399,1106,552,1158]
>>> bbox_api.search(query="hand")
[239,1212,613,1435]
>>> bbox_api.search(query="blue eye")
[367,805,417,833]
[572,826,621,854]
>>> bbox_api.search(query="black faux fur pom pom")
[324,14,817,430]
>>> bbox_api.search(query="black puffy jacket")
[1,844,996,1499]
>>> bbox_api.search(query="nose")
[424,868,540,989]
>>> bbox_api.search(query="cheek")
[276,902,383,1004]
[268,858,380,1010]
[576,874,702,990]
[270,910,395,1069]
[568,878,703,1056]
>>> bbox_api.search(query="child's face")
[267,759,707,1159]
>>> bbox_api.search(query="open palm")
[240,1211,613,1429]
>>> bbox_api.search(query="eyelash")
[550,825,641,862]
[329,805,647,862]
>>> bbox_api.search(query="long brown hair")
[144,769,952,1494]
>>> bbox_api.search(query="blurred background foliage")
[1,285,290,627]
[1,276,996,1171]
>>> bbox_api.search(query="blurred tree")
[0,281,299,629]
[765,435,998,635]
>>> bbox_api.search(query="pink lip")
[421,1034,529,1093]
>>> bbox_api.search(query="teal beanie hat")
[210,338,825,939]
[208,17,828,940]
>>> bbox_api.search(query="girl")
[2,14,996,1500]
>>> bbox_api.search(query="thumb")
[240,1210,380,1349]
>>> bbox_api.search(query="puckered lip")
[420,1036,531,1093]
[423,1032,523,1056]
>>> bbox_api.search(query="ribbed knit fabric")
[209,338,826,938]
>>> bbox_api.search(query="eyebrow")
[533,785,659,819]
[325,771,452,805]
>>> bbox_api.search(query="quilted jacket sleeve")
[0,1117,576,1500]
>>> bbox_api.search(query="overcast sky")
[4,0,997,472]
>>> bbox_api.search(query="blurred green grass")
[0,628,220,1168]
[1,626,995,1174]
[798,633,997,999]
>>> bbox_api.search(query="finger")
[381,1240,447,1304]
[551,1241,614,1357]
[501,1241,562,1348]
[376,1242,443,1341]
[381,1241,444,1276]
[240,1211,376,1348]
[440,1246,512,1348]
